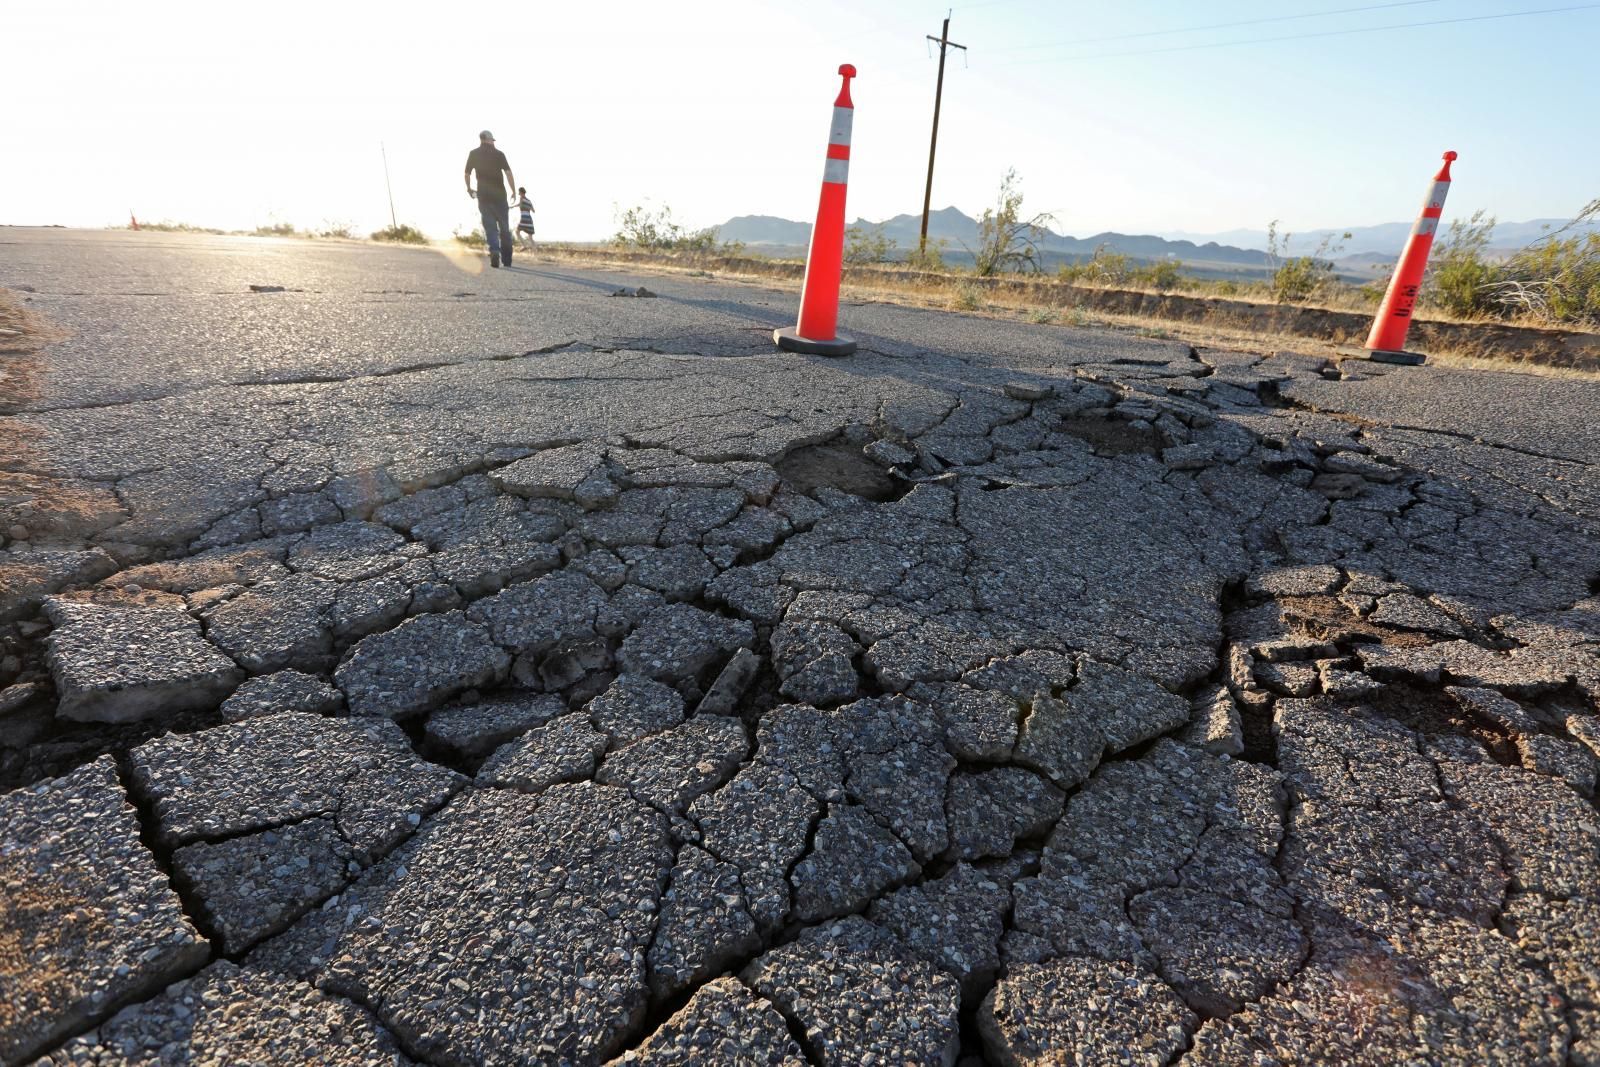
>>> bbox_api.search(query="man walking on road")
[465,130,517,268]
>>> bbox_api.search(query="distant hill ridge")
[716,208,1598,266]
[718,208,1269,269]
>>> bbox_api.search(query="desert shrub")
[1134,258,1185,291]
[1424,210,1499,318]
[907,238,949,272]
[845,224,895,265]
[1059,246,1131,286]
[126,220,225,234]
[1489,201,1600,326]
[452,227,488,248]
[252,222,298,237]
[951,282,986,310]
[1028,308,1057,324]
[1418,201,1599,326]
[317,221,357,239]
[613,202,726,253]
[972,168,1054,276]
[371,224,428,244]
[1267,221,1349,303]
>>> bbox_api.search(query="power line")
[1007,3,1600,64]
[990,0,1444,55]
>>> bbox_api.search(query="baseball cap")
[479,130,495,141]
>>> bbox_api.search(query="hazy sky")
[4,0,1596,241]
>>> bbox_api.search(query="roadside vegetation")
[1424,202,1600,327]
[1264,222,1351,304]
[452,227,488,249]
[970,168,1055,276]
[598,169,1599,337]
[612,202,742,256]
[370,224,428,245]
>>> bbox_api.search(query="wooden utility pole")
[919,13,966,258]
[380,142,398,230]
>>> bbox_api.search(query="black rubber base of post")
[1365,349,1427,366]
[774,327,856,357]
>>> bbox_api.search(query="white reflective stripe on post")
[1413,217,1439,237]
[1419,180,1451,213]
[828,107,854,146]
[823,158,850,185]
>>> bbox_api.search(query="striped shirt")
[518,196,534,229]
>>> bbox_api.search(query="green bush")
[1424,210,1499,318]
[1266,221,1348,304]
[1134,258,1185,292]
[1490,201,1600,326]
[1418,201,1600,326]
[371,224,429,244]
[452,227,488,249]
[126,220,226,234]
[844,224,895,265]
[252,222,298,237]
[612,202,729,254]
[972,169,1054,276]
[952,283,986,311]
[317,221,357,239]
[907,238,949,272]
[1059,245,1131,286]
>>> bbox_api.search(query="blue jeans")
[479,201,512,262]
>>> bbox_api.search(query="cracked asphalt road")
[3,228,1600,1066]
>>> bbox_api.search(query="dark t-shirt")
[466,145,510,205]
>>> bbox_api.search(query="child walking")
[516,188,535,253]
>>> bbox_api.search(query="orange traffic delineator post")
[1364,150,1457,365]
[776,64,858,358]
[129,211,140,232]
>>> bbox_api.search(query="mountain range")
[717,208,1275,274]
[716,208,1598,276]
[1160,218,1598,256]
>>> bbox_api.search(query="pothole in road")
[1367,682,1520,766]
[775,443,911,503]
[1054,414,1162,457]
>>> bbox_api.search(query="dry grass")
[543,247,1600,381]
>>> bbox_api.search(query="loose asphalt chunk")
[868,861,1014,997]
[476,711,609,793]
[945,766,1065,861]
[617,603,754,683]
[466,569,611,655]
[645,843,759,1000]
[0,548,118,622]
[790,803,920,922]
[44,599,243,723]
[596,714,749,814]
[608,975,805,1066]
[742,915,961,1067]
[587,672,686,748]
[38,961,412,1066]
[689,761,819,932]
[124,712,461,953]
[424,690,567,760]
[251,781,672,1066]
[218,667,343,721]
[980,955,1196,1067]
[335,609,511,717]
[126,711,460,854]
[202,572,339,674]
[0,757,210,1065]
